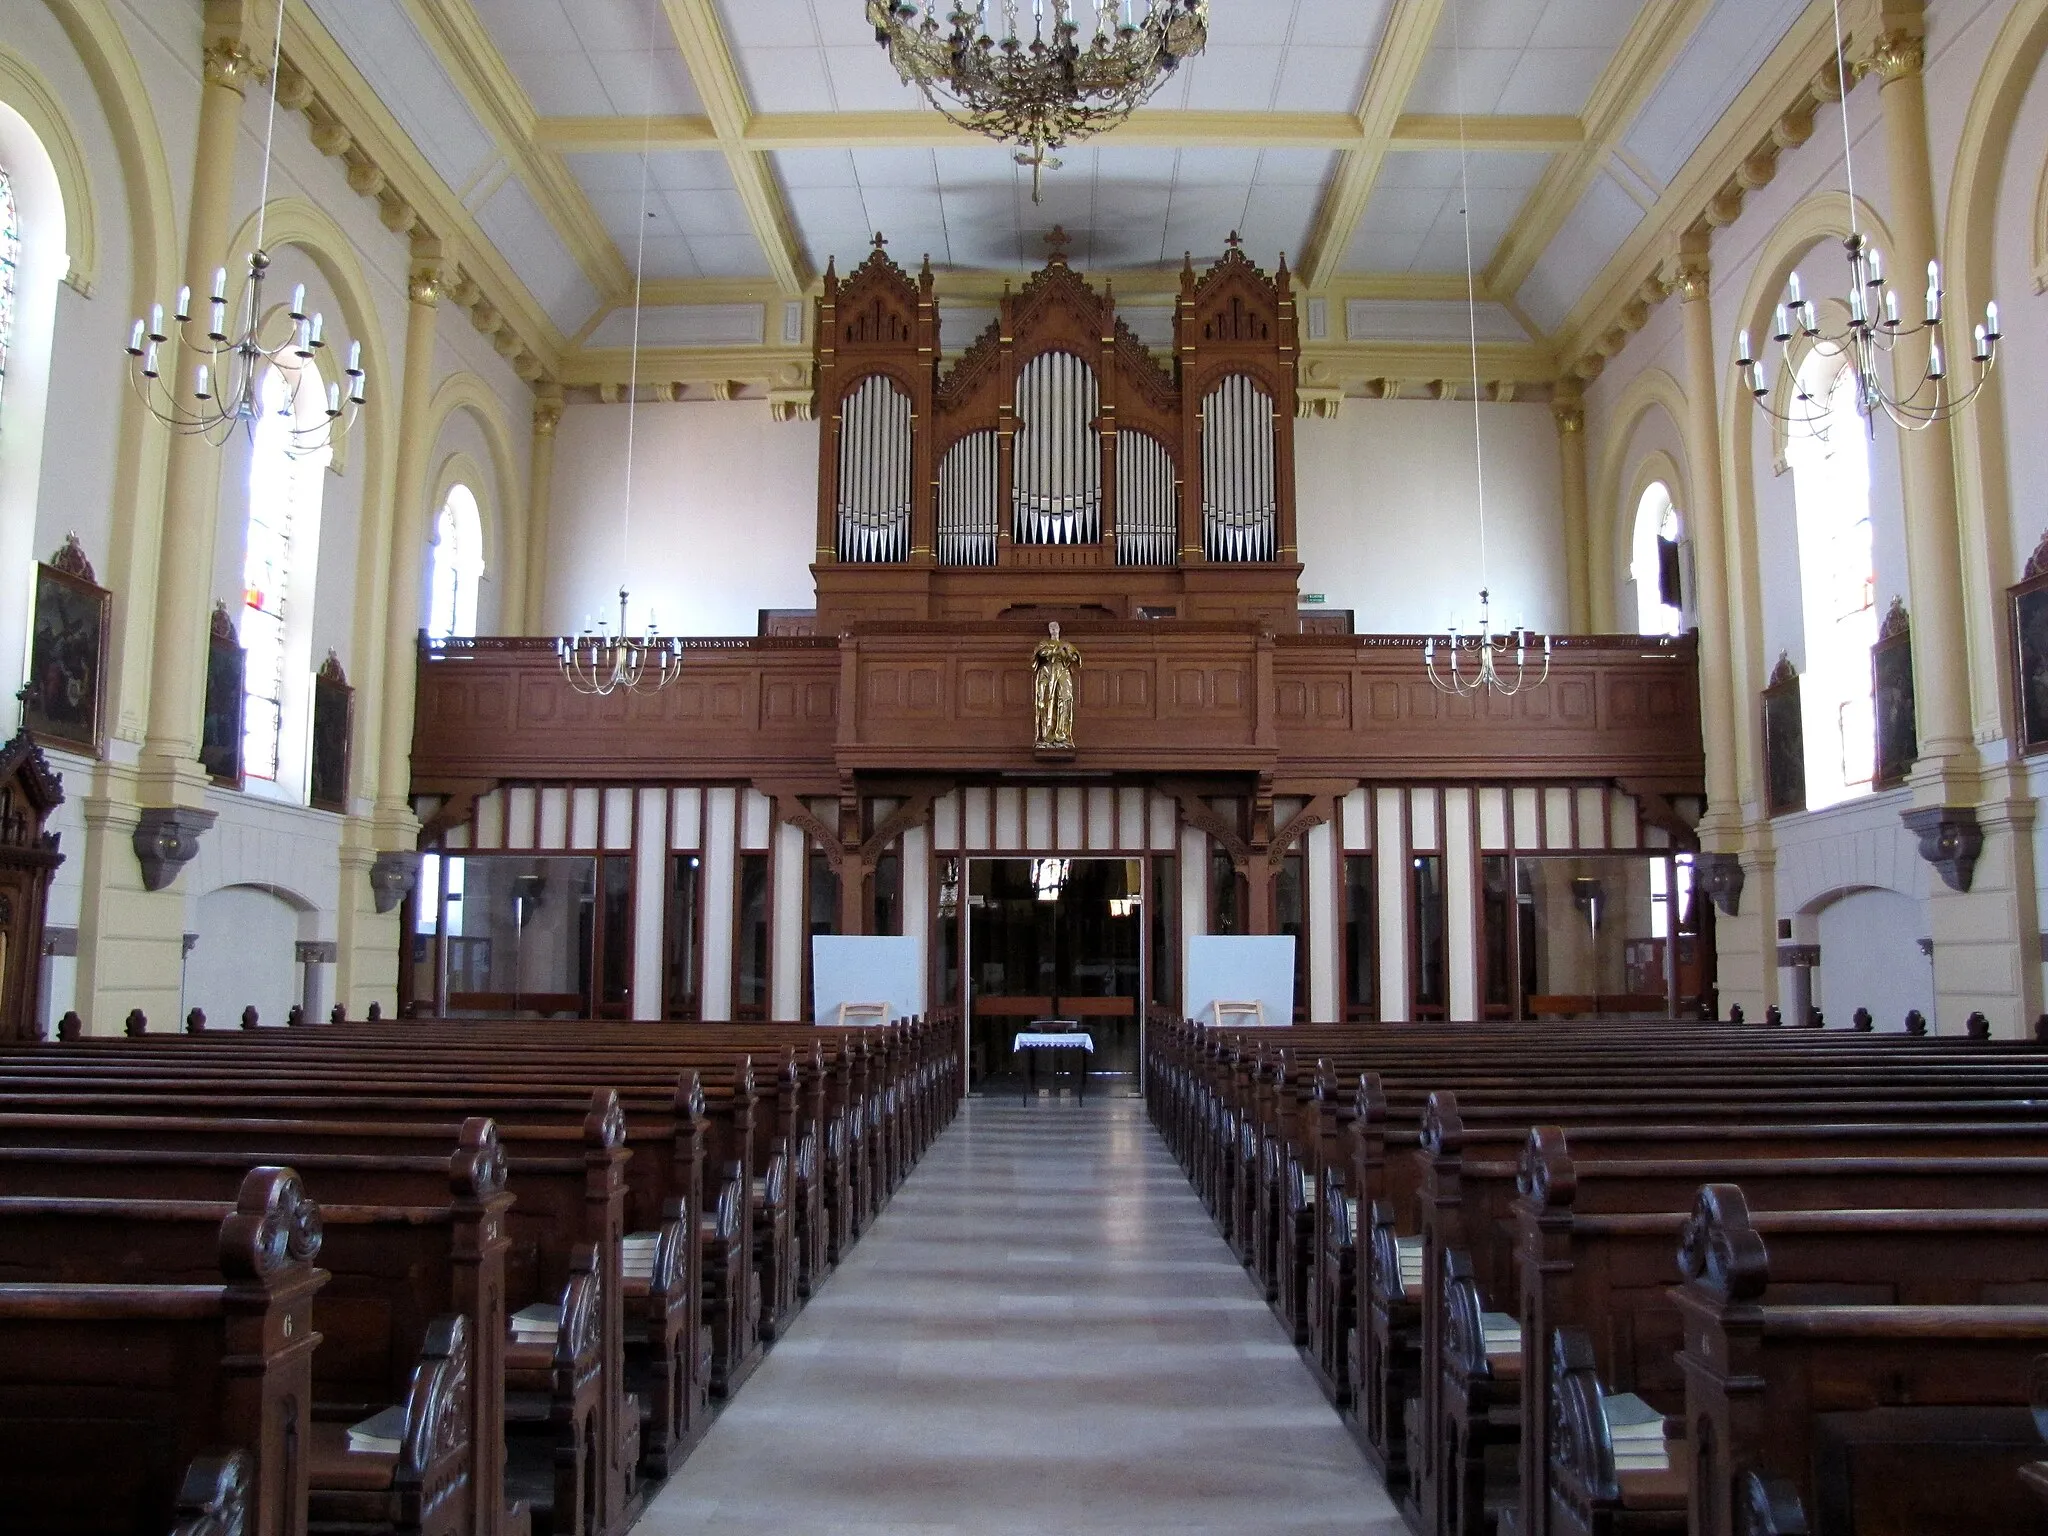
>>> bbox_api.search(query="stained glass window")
[0,164,19,423]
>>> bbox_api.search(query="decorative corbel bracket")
[1901,805,1983,893]
[133,807,218,892]
[369,851,423,915]
[1696,852,1746,917]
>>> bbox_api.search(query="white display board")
[1184,935,1296,1027]
[811,935,925,1026]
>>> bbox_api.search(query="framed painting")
[309,652,353,813]
[1761,653,1806,816]
[21,536,109,755]
[200,603,245,787]
[2009,535,2048,754]
[1872,599,1918,791]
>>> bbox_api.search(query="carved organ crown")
[812,235,1301,627]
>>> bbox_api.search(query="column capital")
[1868,28,1925,84]
[408,238,450,307]
[534,393,565,438]
[1674,256,1712,304]
[1552,398,1585,436]
[202,38,265,94]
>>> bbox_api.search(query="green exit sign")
[1302,594,1326,604]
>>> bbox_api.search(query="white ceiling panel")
[1514,166,1647,331]
[474,0,705,116]
[1620,0,1807,185]
[1409,0,1649,116]
[576,153,767,282]
[306,0,499,191]
[474,177,604,331]
[1343,151,1550,274]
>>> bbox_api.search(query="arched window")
[1786,354,1876,809]
[428,484,485,639]
[243,364,330,789]
[1629,481,1684,637]
[0,162,17,422]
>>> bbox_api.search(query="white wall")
[549,400,819,638]
[186,883,302,1027]
[1297,401,1569,632]
[1814,886,1934,1028]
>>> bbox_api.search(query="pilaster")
[1552,389,1591,632]
[71,767,183,1033]
[520,387,564,635]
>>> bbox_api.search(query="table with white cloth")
[1012,1025,1095,1104]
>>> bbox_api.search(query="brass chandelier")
[867,0,1209,201]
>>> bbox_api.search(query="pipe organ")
[813,234,1301,626]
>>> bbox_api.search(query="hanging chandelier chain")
[1736,0,1999,436]
[123,0,364,453]
[868,1,1208,201]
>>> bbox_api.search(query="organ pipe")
[1117,431,1176,566]
[937,430,999,566]
[1201,374,1276,563]
[836,374,913,563]
[1012,351,1102,546]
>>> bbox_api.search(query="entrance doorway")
[964,857,1143,1093]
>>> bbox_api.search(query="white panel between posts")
[1308,819,1338,1023]
[446,822,471,851]
[771,819,805,1021]
[1084,787,1112,850]
[901,824,931,991]
[965,786,991,851]
[506,786,537,849]
[1342,789,1371,851]
[1543,788,1572,850]
[740,789,773,851]
[1025,788,1053,850]
[1478,788,1508,852]
[603,788,635,851]
[1575,788,1607,850]
[995,787,1023,849]
[1512,787,1541,849]
[540,788,570,850]
[701,787,738,1019]
[1377,788,1409,1020]
[476,790,505,850]
[1410,788,1440,852]
[570,788,601,849]
[1445,787,1477,1022]
[670,788,702,851]
[1180,825,1208,941]
[1149,791,1177,852]
[1056,787,1084,850]
[1609,792,1640,849]
[632,789,668,1021]
[934,791,961,854]
[1117,787,1146,850]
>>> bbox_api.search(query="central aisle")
[633,1095,1402,1535]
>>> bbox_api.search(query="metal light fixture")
[1423,0,1551,700]
[124,0,365,451]
[867,0,1208,201]
[556,0,681,698]
[1735,0,1999,435]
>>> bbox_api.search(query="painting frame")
[200,603,245,788]
[2009,536,2048,755]
[309,652,353,813]
[1761,653,1806,817]
[1872,599,1918,792]
[20,538,110,757]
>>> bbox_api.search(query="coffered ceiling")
[292,0,1829,379]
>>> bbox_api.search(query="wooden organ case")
[812,235,1303,629]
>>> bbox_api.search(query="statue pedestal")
[1033,745,1076,763]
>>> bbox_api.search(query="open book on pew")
[1602,1391,1671,1472]
[1480,1311,1522,1369]
[1395,1235,1424,1296]
[623,1232,660,1283]
[510,1302,562,1345]
[347,1404,406,1457]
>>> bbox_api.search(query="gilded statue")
[1032,621,1082,751]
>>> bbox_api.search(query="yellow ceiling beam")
[533,109,1580,155]
[1301,0,1449,293]
[657,0,811,295]
[1482,0,1715,306]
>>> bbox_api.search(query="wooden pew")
[0,1120,515,1536]
[0,1166,326,1536]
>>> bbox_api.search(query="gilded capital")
[1869,29,1924,83]
[1552,400,1585,437]
[202,39,264,94]
[408,262,447,307]
[534,398,564,438]
[1674,258,1712,304]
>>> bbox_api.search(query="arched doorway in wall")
[186,883,307,1027]
[1810,886,1931,1028]
[1629,481,1685,636]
